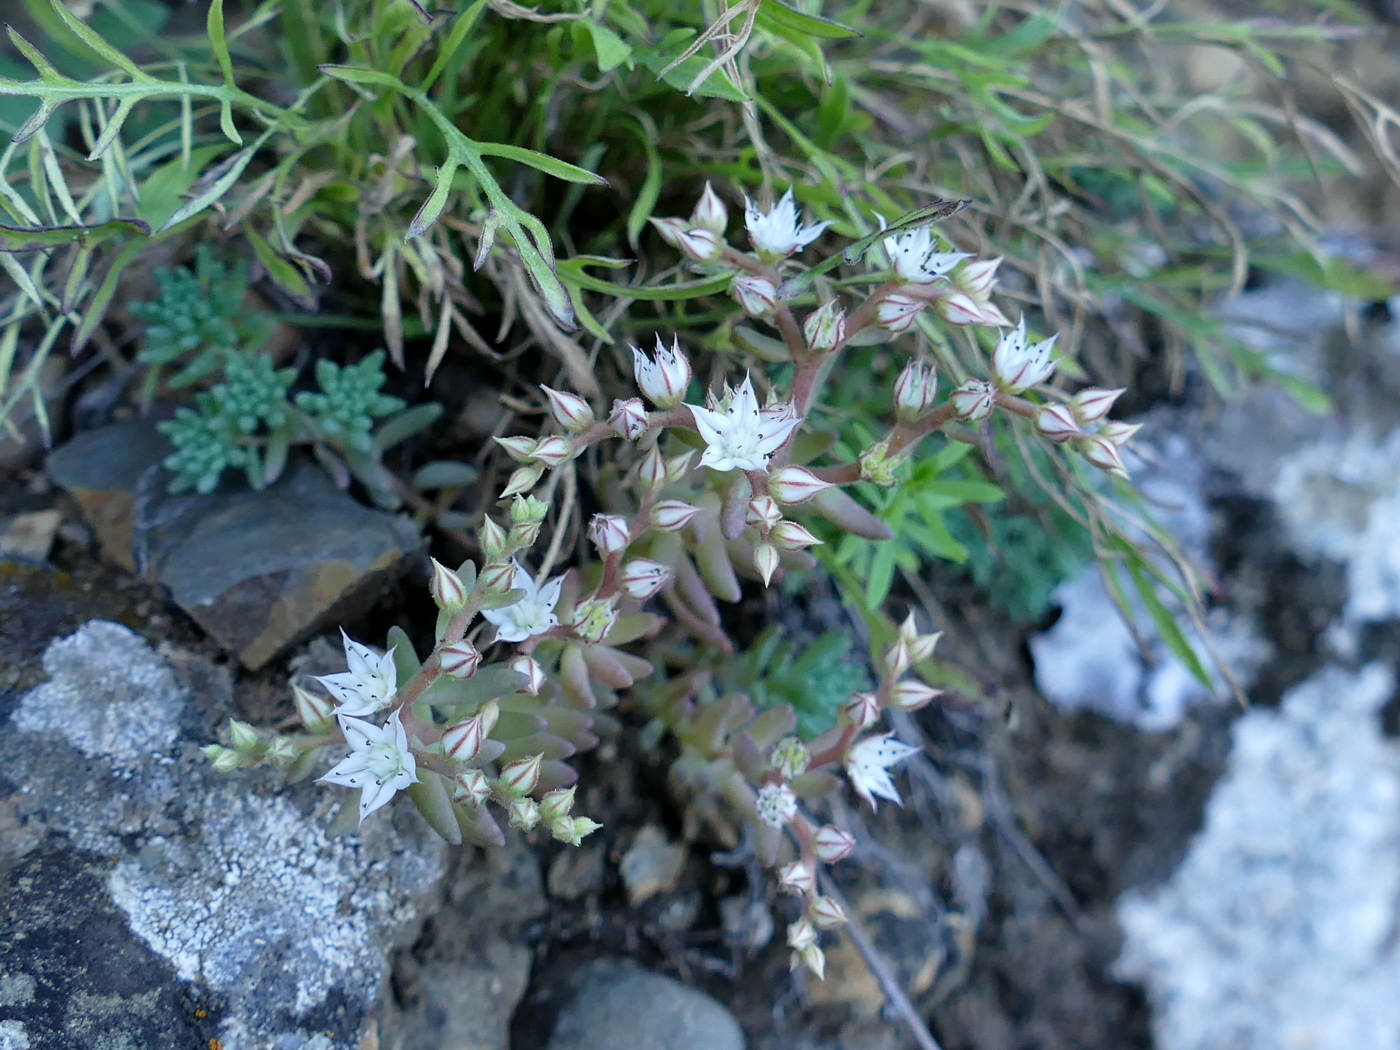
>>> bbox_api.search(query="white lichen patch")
[1116,664,1400,1050]
[12,621,183,768]
[6,621,445,1047]
[108,788,442,1015]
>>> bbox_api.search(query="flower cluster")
[207,179,1151,988]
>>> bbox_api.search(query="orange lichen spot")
[209,1040,223,1050]
[194,1008,208,1019]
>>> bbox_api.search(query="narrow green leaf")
[421,0,488,93]
[0,216,150,252]
[555,259,733,301]
[375,403,444,451]
[474,142,608,186]
[246,226,313,307]
[626,129,662,249]
[757,0,860,39]
[71,236,146,352]
[46,0,147,78]
[157,144,257,232]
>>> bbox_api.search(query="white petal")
[358,778,398,822]
[731,375,761,426]
[340,629,378,679]
[536,575,564,614]
[699,447,734,472]
[791,220,834,249]
[510,561,538,600]
[754,416,802,457]
[320,752,370,787]
[493,622,530,644]
[338,713,383,752]
[315,672,366,707]
[387,709,409,752]
[687,403,727,447]
[373,647,399,691]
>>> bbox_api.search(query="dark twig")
[818,872,944,1050]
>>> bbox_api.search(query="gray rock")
[0,620,446,1050]
[49,422,421,668]
[1116,664,1400,1049]
[0,511,61,565]
[397,948,531,1050]
[546,962,745,1050]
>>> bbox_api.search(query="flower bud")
[508,796,542,831]
[430,558,468,611]
[511,494,549,524]
[787,917,818,952]
[779,860,815,896]
[768,466,830,505]
[754,542,780,586]
[530,435,573,468]
[500,463,544,498]
[894,360,938,423]
[587,513,630,556]
[229,719,259,752]
[494,435,537,462]
[992,317,1058,392]
[638,447,666,492]
[1035,403,1080,444]
[439,640,482,679]
[858,441,898,487]
[1069,387,1124,426]
[811,895,847,929]
[442,714,487,763]
[746,495,782,531]
[770,736,810,779]
[509,654,545,695]
[540,385,595,432]
[898,613,941,663]
[691,182,728,233]
[665,450,696,483]
[609,398,647,439]
[633,335,693,408]
[480,561,517,594]
[293,682,335,731]
[876,291,923,334]
[954,256,1002,298]
[649,216,686,247]
[1078,434,1130,478]
[454,767,491,806]
[730,274,778,317]
[771,521,822,551]
[793,943,826,980]
[949,379,994,422]
[756,782,797,828]
[937,289,1011,328]
[843,692,880,730]
[813,825,856,863]
[650,499,701,532]
[539,786,577,823]
[203,744,241,772]
[571,596,619,643]
[480,517,508,560]
[676,226,723,263]
[267,734,295,761]
[1099,420,1142,446]
[890,677,941,711]
[508,520,542,549]
[554,815,602,846]
[499,753,543,797]
[620,558,672,599]
[883,639,912,676]
[803,300,847,353]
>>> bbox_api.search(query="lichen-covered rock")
[0,620,446,1050]
[1116,664,1400,1049]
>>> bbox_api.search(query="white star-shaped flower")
[846,733,921,810]
[744,189,833,257]
[481,561,564,643]
[878,216,970,284]
[320,710,419,823]
[314,629,398,717]
[687,375,801,473]
[991,316,1059,393]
